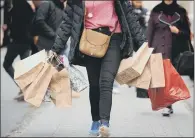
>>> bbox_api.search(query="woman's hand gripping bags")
[14,50,72,108]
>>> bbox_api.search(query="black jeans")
[85,33,122,123]
[3,42,30,79]
[167,105,172,109]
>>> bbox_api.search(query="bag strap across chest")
[83,8,118,36]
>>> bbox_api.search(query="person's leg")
[3,43,18,79]
[99,34,122,136]
[14,45,31,101]
[167,105,172,109]
[167,105,173,113]
[85,56,101,135]
[19,45,31,60]
[3,43,24,101]
[162,105,173,117]
[136,88,149,98]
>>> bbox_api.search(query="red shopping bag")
[148,59,190,111]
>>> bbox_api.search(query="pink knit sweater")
[85,1,121,33]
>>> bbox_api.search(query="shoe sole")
[162,111,173,117]
[162,113,170,117]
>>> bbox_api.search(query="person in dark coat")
[1,0,12,48]
[147,0,193,117]
[28,1,39,55]
[28,0,45,55]
[131,0,148,35]
[51,0,146,136]
[3,0,34,101]
[131,0,149,98]
[32,0,66,51]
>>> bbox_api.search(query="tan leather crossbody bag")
[79,10,118,58]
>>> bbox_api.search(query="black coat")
[9,0,34,44]
[52,0,146,66]
[33,0,65,50]
[147,3,193,61]
[3,0,12,25]
[132,7,148,36]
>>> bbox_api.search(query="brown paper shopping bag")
[49,68,72,108]
[23,63,55,107]
[116,42,154,84]
[127,61,151,89]
[149,53,165,88]
[14,50,47,90]
[72,91,80,98]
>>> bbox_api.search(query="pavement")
[0,47,194,137]
[1,48,50,137]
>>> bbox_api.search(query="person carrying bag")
[147,0,192,116]
[14,50,72,108]
[51,1,146,137]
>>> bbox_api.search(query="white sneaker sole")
[162,108,173,117]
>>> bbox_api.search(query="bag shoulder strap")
[84,8,118,35]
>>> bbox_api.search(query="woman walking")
[51,0,145,137]
[147,0,193,116]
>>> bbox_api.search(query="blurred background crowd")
[0,0,194,100]
[1,0,194,48]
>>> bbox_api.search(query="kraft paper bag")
[149,53,165,88]
[72,91,80,98]
[49,68,72,108]
[127,61,151,89]
[23,63,55,107]
[116,42,154,84]
[14,50,47,90]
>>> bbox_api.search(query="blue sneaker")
[89,121,101,136]
[98,122,110,137]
